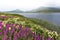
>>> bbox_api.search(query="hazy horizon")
[0,0,60,11]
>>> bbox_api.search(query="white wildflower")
[9,27,11,30]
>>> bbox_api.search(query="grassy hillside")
[29,18,60,33]
[0,12,60,40]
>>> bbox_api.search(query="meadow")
[0,12,60,40]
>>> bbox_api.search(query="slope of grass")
[29,18,60,33]
[0,12,60,40]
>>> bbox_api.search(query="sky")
[0,0,60,11]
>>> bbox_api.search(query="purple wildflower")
[8,36,11,40]
[0,16,6,19]
[2,35,7,40]
[0,32,2,35]
[11,28,15,34]
[0,26,3,30]
[41,35,44,40]
[47,37,51,40]
[13,32,17,40]
[37,35,41,40]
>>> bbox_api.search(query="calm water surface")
[14,13,60,26]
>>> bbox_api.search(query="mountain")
[26,7,60,13]
[7,9,24,13]
[6,7,60,13]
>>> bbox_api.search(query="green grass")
[0,12,60,39]
[29,18,60,33]
[0,12,60,33]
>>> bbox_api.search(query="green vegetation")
[0,12,60,40]
[29,18,60,33]
[0,12,60,33]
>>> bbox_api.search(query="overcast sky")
[0,0,60,11]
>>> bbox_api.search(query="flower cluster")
[0,21,44,40]
[0,14,59,40]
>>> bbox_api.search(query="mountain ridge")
[6,7,60,13]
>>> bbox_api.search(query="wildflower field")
[0,13,60,40]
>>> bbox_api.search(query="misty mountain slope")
[26,7,60,13]
[7,9,24,13]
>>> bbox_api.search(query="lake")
[13,13,60,26]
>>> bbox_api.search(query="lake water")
[14,13,60,26]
